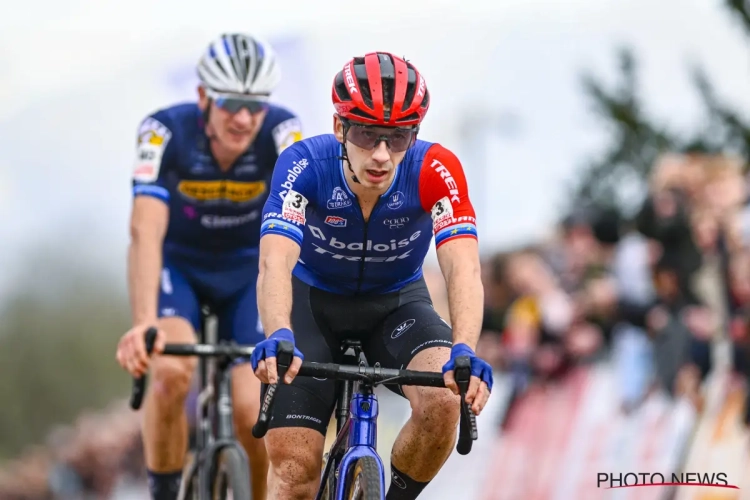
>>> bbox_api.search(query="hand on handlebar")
[116,324,166,377]
[251,328,304,384]
[442,343,493,416]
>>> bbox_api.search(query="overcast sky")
[1,0,748,298]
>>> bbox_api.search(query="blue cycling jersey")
[131,102,302,265]
[260,134,478,295]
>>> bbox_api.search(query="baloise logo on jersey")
[307,224,421,262]
[277,159,310,201]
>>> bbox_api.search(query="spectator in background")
[636,155,703,295]
[477,150,749,421]
[543,208,601,295]
[647,253,713,411]
[477,252,513,369]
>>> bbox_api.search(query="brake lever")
[252,340,294,438]
[453,355,478,455]
[130,327,158,410]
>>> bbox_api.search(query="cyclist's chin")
[217,134,253,155]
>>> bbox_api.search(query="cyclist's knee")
[150,355,196,404]
[148,316,197,404]
[266,428,323,493]
[412,387,461,432]
[404,347,460,431]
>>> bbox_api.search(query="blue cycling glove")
[441,343,494,392]
[250,328,304,373]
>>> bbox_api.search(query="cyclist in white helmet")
[116,33,302,500]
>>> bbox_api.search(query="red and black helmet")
[332,52,430,127]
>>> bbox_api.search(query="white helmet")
[197,33,281,95]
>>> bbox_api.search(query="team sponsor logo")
[416,75,426,98]
[383,216,409,229]
[137,117,172,147]
[272,118,303,154]
[327,187,353,210]
[177,180,266,204]
[434,215,476,233]
[391,471,407,489]
[430,158,460,204]
[391,319,416,339]
[307,224,421,261]
[387,191,405,210]
[278,158,310,201]
[324,216,347,227]
[344,63,358,94]
[233,163,258,175]
[133,117,172,183]
[200,211,259,228]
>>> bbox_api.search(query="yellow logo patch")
[177,180,267,203]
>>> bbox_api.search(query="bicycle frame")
[177,307,249,500]
[249,339,478,499]
[316,343,387,500]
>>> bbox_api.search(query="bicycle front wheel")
[211,447,251,500]
[345,456,383,500]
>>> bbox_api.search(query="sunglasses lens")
[347,126,379,149]
[213,96,268,114]
[346,125,414,152]
[387,130,413,153]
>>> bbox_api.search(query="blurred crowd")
[0,400,145,499]
[477,151,750,422]
[4,151,750,497]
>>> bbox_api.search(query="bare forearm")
[257,259,293,337]
[127,238,162,326]
[445,263,483,350]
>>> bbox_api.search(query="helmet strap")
[338,124,361,184]
[203,100,218,141]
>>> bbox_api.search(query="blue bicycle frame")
[251,339,478,500]
[319,384,386,499]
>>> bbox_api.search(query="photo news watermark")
[597,473,739,490]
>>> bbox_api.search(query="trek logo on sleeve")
[430,159,460,204]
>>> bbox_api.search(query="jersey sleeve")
[418,144,478,249]
[131,114,175,203]
[270,109,303,155]
[260,142,315,247]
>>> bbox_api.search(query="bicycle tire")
[211,447,252,500]
[320,452,337,500]
[178,453,199,500]
[345,456,382,500]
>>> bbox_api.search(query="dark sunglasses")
[343,119,417,153]
[206,89,270,115]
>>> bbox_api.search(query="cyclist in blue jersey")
[250,52,493,500]
[115,33,302,500]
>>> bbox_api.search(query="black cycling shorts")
[265,276,453,436]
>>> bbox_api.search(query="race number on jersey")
[281,189,308,225]
[133,117,172,183]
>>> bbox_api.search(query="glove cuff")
[270,328,294,339]
[451,343,476,357]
